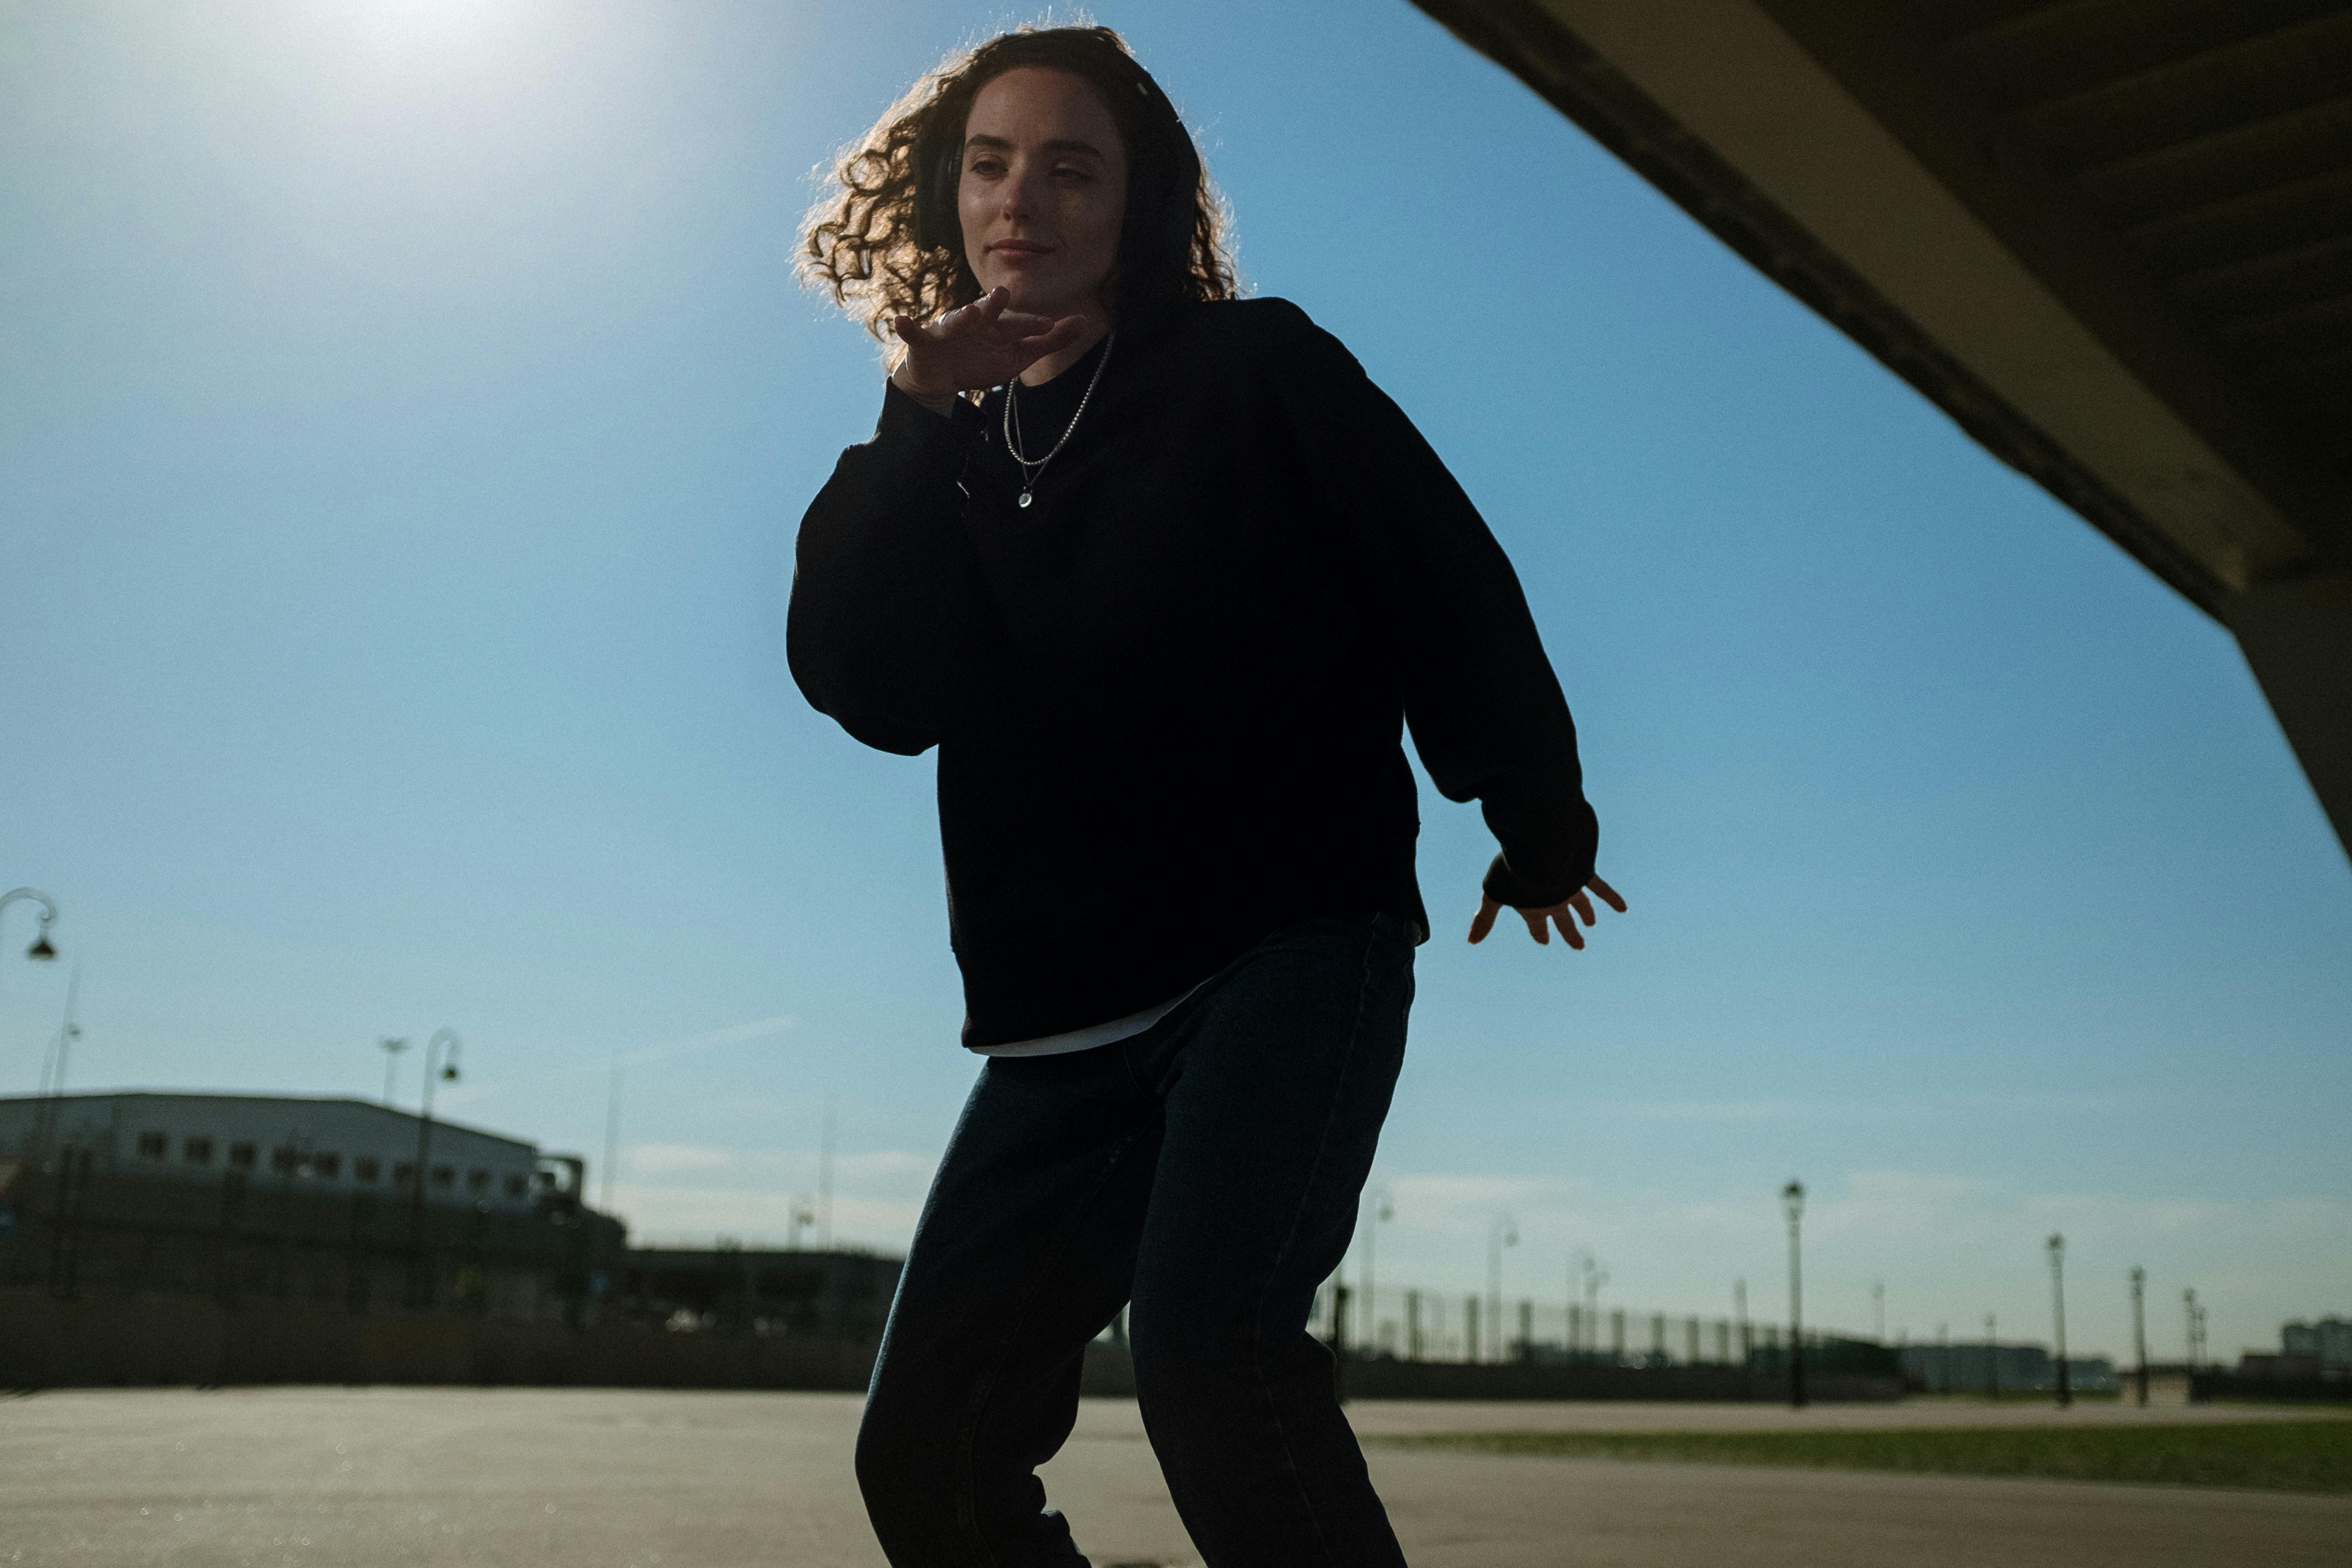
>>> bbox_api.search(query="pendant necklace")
[1002,333,1115,508]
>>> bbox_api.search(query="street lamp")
[1783,1180,1806,1408]
[404,1027,463,1309]
[1,887,60,974]
[378,1036,409,1106]
[1580,1253,1609,1361]
[1487,1217,1518,1364]
[2047,1233,2071,1409]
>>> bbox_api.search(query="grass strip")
[1372,1421,2352,1494]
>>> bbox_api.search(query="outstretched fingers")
[1470,873,1624,954]
[1557,910,1587,950]
[1467,896,1500,944]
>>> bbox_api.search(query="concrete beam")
[1414,0,2352,855]
[2230,574,2352,858]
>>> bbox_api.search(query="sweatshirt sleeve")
[787,382,1003,756]
[1262,304,1600,909]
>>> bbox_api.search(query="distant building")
[0,1091,574,1212]
[2281,1317,2352,1369]
[1899,1342,2118,1394]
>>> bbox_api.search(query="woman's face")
[958,66,1128,321]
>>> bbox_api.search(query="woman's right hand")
[890,288,1087,407]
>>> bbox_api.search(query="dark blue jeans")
[855,911,1416,1568]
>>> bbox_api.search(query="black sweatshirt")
[789,298,1597,1050]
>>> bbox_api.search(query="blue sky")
[3,0,2346,1365]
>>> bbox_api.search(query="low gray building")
[0,1091,572,1213]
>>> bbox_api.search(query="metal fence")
[1299,1279,1889,1374]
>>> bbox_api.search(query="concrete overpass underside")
[1413,0,2352,855]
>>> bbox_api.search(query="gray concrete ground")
[0,1388,2345,1567]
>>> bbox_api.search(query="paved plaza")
[1,1387,2346,1566]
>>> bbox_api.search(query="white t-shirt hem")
[972,986,1196,1059]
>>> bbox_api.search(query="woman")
[791,25,1621,1568]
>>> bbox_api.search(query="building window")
[354,1157,380,1183]
[503,1173,528,1198]
[185,1137,214,1165]
[466,1168,490,1192]
[394,1161,417,1188]
[312,1152,341,1179]
[136,1132,168,1160]
[229,1143,257,1169]
[270,1147,302,1175]
[430,1165,454,1188]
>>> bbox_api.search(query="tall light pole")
[378,1037,409,1106]
[2130,1267,2149,1407]
[404,1027,462,1309]
[601,1056,623,1214]
[2047,1233,2071,1409]
[1582,1252,1608,1360]
[1872,1279,1885,1342]
[38,960,83,1090]
[1487,1217,1518,1363]
[30,959,82,1167]
[1783,1180,1806,1409]
[1362,1188,1392,1354]
[1986,1312,1999,1401]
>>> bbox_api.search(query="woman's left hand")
[1468,874,1626,950]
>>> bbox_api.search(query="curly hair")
[799,24,1237,349]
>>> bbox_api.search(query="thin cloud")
[622,1014,798,1067]
[434,1013,797,1110]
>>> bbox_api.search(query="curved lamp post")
[404,1028,463,1309]
[1783,1179,1807,1409]
[4,891,68,1165]
[0,887,60,977]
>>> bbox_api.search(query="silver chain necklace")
[1002,334,1114,508]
